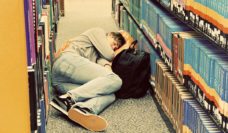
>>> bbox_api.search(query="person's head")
[106,32,126,51]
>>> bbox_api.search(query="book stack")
[120,7,129,31]
[155,60,220,133]
[129,0,141,23]
[129,16,138,39]
[141,0,167,41]
[172,31,228,131]
[171,0,228,50]
[116,0,228,132]
[157,13,191,59]
[140,35,161,78]
[24,0,64,132]
[183,100,221,133]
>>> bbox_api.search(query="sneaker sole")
[68,108,108,131]
[50,101,68,116]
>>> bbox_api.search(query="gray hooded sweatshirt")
[62,27,115,66]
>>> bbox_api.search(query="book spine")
[28,67,38,131]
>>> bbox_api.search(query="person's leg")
[51,83,116,114]
[60,83,81,93]
[50,83,81,114]
[51,53,121,131]
[67,94,116,131]
[74,94,116,115]
[52,53,122,103]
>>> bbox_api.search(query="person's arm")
[96,58,112,70]
[83,27,115,61]
[96,58,110,66]
[114,30,134,56]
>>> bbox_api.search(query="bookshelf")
[154,1,228,131]
[159,0,228,52]
[113,0,228,132]
[0,1,30,132]
[0,0,65,132]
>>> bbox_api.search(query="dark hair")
[109,32,126,47]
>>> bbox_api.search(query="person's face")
[107,33,120,51]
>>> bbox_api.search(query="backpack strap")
[129,40,138,49]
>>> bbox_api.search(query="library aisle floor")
[46,0,175,132]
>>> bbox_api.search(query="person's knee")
[108,73,122,90]
[108,94,116,103]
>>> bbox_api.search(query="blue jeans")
[52,52,122,114]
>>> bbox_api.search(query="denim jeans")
[52,52,122,114]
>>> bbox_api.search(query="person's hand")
[104,62,112,70]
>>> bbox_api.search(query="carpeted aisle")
[46,0,175,132]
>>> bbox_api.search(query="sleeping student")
[51,27,127,131]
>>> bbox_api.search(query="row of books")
[158,14,191,55]
[146,0,228,129]
[129,0,141,23]
[141,0,192,60]
[121,0,228,116]
[141,0,164,39]
[172,31,228,123]
[24,0,63,132]
[116,0,228,132]
[196,0,227,19]
[170,0,228,33]
[165,0,228,50]
[119,4,161,78]
[25,0,62,66]
[28,49,51,132]
[129,15,138,40]
[119,4,139,45]
[184,76,228,131]
[120,7,130,32]
[122,0,228,52]
[140,33,161,78]
[155,60,222,133]
[183,98,222,133]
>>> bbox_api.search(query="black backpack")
[112,41,151,99]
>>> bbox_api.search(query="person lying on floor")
[50,27,127,131]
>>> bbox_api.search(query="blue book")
[122,9,128,31]
[24,0,36,66]
[140,0,148,23]
[40,99,46,133]
[217,61,228,101]
[206,54,226,87]
[147,1,168,35]
[183,100,188,126]
[200,46,224,87]
[213,56,228,100]
[141,36,161,77]
[225,70,228,102]
[162,17,191,49]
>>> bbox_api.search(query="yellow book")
[0,1,30,133]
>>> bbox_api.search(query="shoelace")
[72,105,94,114]
[66,97,75,106]
[60,97,75,111]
